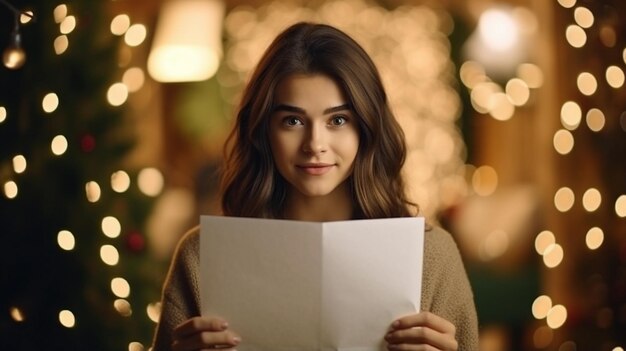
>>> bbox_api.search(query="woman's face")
[269,73,360,200]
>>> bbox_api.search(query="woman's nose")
[302,123,327,154]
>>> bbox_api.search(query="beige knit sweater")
[152,225,479,350]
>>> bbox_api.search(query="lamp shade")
[147,0,225,83]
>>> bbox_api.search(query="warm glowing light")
[557,0,576,8]
[148,0,225,82]
[574,7,594,28]
[57,230,76,251]
[146,302,161,323]
[517,63,544,88]
[480,230,509,260]
[60,15,76,34]
[554,187,575,212]
[472,165,498,196]
[85,181,101,203]
[543,243,564,268]
[505,78,530,106]
[546,304,567,329]
[111,14,131,36]
[10,307,25,322]
[122,67,145,92]
[12,155,27,173]
[42,93,59,113]
[606,66,625,88]
[102,216,122,238]
[54,35,69,55]
[613,347,624,351]
[616,195,626,218]
[124,24,147,47]
[553,129,574,155]
[533,326,553,349]
[535,230,556,255]
[532,295,552,319]
[138,167,164,197]
[51,135,68,155]
[0,106,6,123]
[478,9,519,52]
[470,82,501,114]
[107,83,128,106]
[54,5,67,23]
[111,277,131,298]
[585,227,604,250]
[20,11,34,24]
[3,181,18,199]
[577,72,597,96]
[114,299,132,317]
[459,61,486,89]
[586,108,605,132]
[128,341,144,351]
[59,310,76,328]
[560,101,582,130]
[111,170,131,193]
[565,25,586,48]
[100,245,120,266]
[489,93,515,121]
[582,188,601,212]
[623,48,626,65]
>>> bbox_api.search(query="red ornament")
[126,231,145,253]
[80,134,96,153]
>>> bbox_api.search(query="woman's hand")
[172,316,241,351]
[385,312,458,351]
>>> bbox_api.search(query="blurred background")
[1,0,624,350]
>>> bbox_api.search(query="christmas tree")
[0,1,165,350]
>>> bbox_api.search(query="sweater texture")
[152,225,479,350]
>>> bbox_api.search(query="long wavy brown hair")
[220,22,416,219]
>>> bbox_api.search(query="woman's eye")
[283,117,303,126]
[330,116,347,126]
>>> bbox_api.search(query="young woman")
[152,22,478,351]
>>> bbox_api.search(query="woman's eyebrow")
[272,103,351,114]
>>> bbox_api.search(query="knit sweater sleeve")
[152,228,202,351]
[420,227,479,351]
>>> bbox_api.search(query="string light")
[114,299,132,317]
[102,216,121,238]
[137,167,164,197]
[582,188,601,212]
[58,310,76,328]
[85,181,101,203]
[535,230,556,255]
[124,24,147,47]
[573,7,594,28]
[554,187,575,212]
[532,295,553,319]
[51,135,68,155]
[53,35,69,55]
[616,195,626,218]
[110,14,130,36]
[1,0,34,70]
[10,307,25,322]
[0,106,6,123]
[53,4,67,23]
[577,72,597,96]
[585,108,605,132]
[128,342,145,351]
[111,277,131,298]
[111,170,131,193]
[553,129,574,155]
[59,15,76,34]
[560,101,582,130]
[42,92,59,113]
[546,304,568,329]
[565,25,586,48]
[12,155,27,173]
[606,65,625,88]
[57,230,76,251]
[585,227,604,250]
[100,245,120,266]
[146,302,161,323]
[107,83,129,106]
[3,180,18,199]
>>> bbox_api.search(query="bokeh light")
[0,106,6,123]
[59,310,76,328]
[114,299,132,317]
[586,108,605,132]
[85,181,101,203]
[137,167,164,197]
[543,243,564,268]
[547,304,568,329]
[616,195,626,217]
[553,129,574,155]
[573,7,594,28]
[606,65,625,88]
[532,295,553,319]
[53,5,67,24]
[102,216,122,238]
[585,227,604,250]
[582,188,601,212]
[577,72,597,95]
[54,35,69,55]
[111,170,131,193]
[51,135,68,155]
[60,15,76,34]
[554,187,575,212]
[124,24,147,47]
[100,245,119,266]
[12,155,27,173]
[111,277,131,298]
[535,230,556,255]
[472,165,498,196]
[565,25,586,48]
[3,181,18,199]
[111,14,131,36]
[42,93,59,113]
[560,101,582,130]
[57,230,76,251]
[107,83,129,106]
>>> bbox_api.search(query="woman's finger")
[172,330,241,351]
[385,325,457,351]
[392,312,456,335]
[174,316,229,338]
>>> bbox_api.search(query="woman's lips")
[297,163,334,175]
